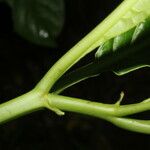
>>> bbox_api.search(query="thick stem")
[35,0,137,93]
[0,90,45,124]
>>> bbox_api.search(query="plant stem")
[35,0,138,93]
[47,94,150,118]
[52,36,150,93]
[0,90,150,133]
[0,90,45,124]
[106,117,150,134]
[47,94,150,134]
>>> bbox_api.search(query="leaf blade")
[9,0,64,47]
[96,17,150,75]
[52,17,150,93]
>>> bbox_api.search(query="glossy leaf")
[7,0,64,47]
[95,17,150,75]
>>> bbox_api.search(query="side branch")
[47,94,150,118]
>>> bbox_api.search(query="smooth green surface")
[0,90,45,124]
[48,94,150,118]
[107,117,150,134]
[96,17,150,75]
[6,0,64,47]
[48,94,150,134]
[52,17,150,93]
[36,0,148,93]
[0,0,149,134]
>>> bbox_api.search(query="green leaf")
[51,17,150,93]
[7,0,64,47]
[95,17,150,75]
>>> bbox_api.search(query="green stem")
[0,90,45,124]
[107,117,150,134]
[0,0,149,134]
[47,94,150,118]
[0,91,150,134]
[35,0,137,93]
[52,35,150,94]
[47,94,150,134]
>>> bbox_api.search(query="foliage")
[96,17,150,75]
[52,18,150,93]
[4,0,64,47]
[0,0,149,134]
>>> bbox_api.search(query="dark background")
[0,0,150,149]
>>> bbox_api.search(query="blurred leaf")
[6,0,64,47]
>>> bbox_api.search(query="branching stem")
[0,0,149,134]
[35,0,139,93]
